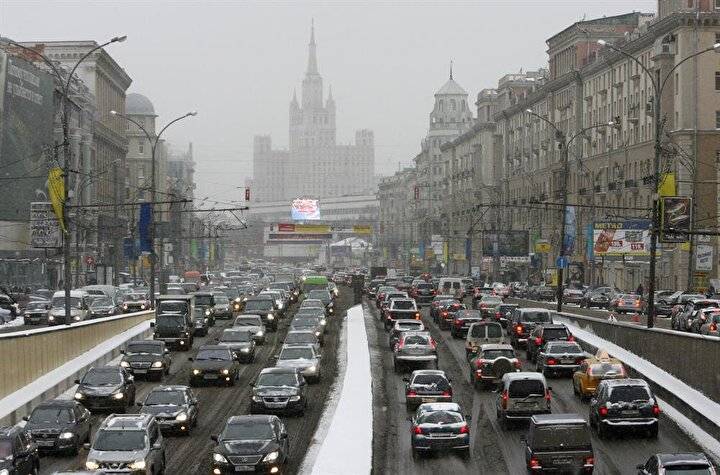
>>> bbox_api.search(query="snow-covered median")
[300,304,372,475]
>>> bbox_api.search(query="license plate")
[134,369,148,374]
[37,440,55,447]
[204,374,218,380]
[235,466,254,472]
[561,359,574,364]
[422,397,436,403]
[622,409,640,416]
[553,458,572,465]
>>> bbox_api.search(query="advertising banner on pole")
[660,196,691,243]
[564,206,576,254]
[593,220,651,257]
[696,244,713,272]
[30,201,61,248]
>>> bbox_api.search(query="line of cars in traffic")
[0,269,345,475]
[367,275,716,473]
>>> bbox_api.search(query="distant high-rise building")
[253,23,375,204]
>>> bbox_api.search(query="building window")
[138,141,144,154]
[715,71,720,90]
[716,111,720,129]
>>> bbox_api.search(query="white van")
[48,290,92,325]
[438,278,465,299]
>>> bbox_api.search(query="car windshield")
[234,318,260,327]
[195,295,214,306]
[302,300,323,308]
[521,312,551,323]
[127,344,161,355]
[157,314,186,328]
[221,331,251,342]
[547,343,582,354]
[508,379,545,398]
[392,300,415,310]
[125,294,146,301]
[158,301,187,314]
[51,296,82,309]
[308,291,329,300]
[145,390,185,406]
[608,385,650,403]
[244,300,273,311]
[91,297,113,307]
[26,302,48,310]
[0,440,11,458]
[482,349,515,359]
[664,466,713,474]
[30,407,74,423]
[418,411,463,425]
[532,425,590,450]
[223,288,240,299]
[285,333,315,344]
[280,347,314,360]
[82,371,121,385]
[222,422,274,441]
[482,298,502,304]
[470,324,502,338]
[93,430,146,451]
[257,373,298,387]
[542,328,569,340]
[403,335,429,345]
[196,349,232,361]
[498,305,516,313]
[215,296,230,304]
[417,283,433,290]
[589,362,625,377]
[411,375,449,388]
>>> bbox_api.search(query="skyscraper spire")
[450,60,453,80]
[307,19,319,75]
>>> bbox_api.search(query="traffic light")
[245,187,250,201]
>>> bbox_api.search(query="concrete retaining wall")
[556,312,720,401]
[0,311,154,401]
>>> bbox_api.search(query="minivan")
[48,290,92,325]
[465,321,505,360]
[438,278,465,299]
[496,372,551,427]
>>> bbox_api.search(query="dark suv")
[403,370,453,410]
[525,324,574,362]
[590,378,660,439]
[74,366,136,412]
[211,415,289,474]
[24,399,91,455]
[120,340,171,381]
[509,308,553,348]
[525,414,594,474]
[189,345,240,387]
[250,367,308,416]
[0,425,39,475]
[242,299,277,331]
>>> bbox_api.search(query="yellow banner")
[352,225,373,235]
[452,253,466,261]
[535,242,551,253]
[658,172,676,197]
[48,167,66,233]
[295,224,330,234]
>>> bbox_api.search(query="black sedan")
[24,399,91,454]
[211,415,289,474]
[410,402,470,458]
[217,329,257,363]
[73,366,136,412]
[120,340,171,380]
[189,345,240,386]
[138,385,199,435]
[449,310,483,339]
[250,367,308,416]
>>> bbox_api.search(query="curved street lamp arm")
[64,37,125,94]
[567,122,616,148]
[659,45,720,94]
[155,112,197,147]
[598,41,658,92]
[525,109,560,134]
[110,111,153,143]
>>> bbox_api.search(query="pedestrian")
[636,283,644,296]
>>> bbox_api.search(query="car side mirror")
[150,322,155,327]
[127,376,134,383]
[636,464,645,470]
[210,434,218,442]
[22,416,29,421]
[82,443,91,450]
[74,379,80,384]
[402,377,409,383]
[188,357,194,361]
[546,386,552,391]
[152,442,162,450]
[280,432,288,439]
[164,349,170,354]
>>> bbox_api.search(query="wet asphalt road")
[367,298,702,475]
[38,290,353,475]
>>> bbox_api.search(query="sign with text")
[481,231,529,257]
[291,198,320,220]
[593,220,651,256]
[696,244,713,272]
[29,201,61,248]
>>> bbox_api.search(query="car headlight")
[329,308,334,314]
[242,297,248,302]
[221,369,230,375]
[193,369,201,375]
[256,331,264,337]
[235,297,241,303]
[252,395,262,402]
[175,412,188,421]
[48,315,55,321]
[321,319,327,326]
[74,316,81,321]
[315,331,321,337]
[205,309,211,316]
[59,432,75,439]
[152,361,163,368]
[140,304,146,310]
[307,365,317,373]
[267,314,274,320]
[213,453,228,463]
[129,460,146,470]
[263,451,279,463]
[113,392,125,400]
[289,395,301,402]
[204,318,209,323]
[123,304,128,309]
[241,347,250,353]
[86,460,99,470]
[120,361,130,368]
[108,309,115,315]
[74,392,84,400]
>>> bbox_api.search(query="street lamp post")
[525,109,616,313]
[597,39,720,328]
[7,36,126,324]
[110,110,197,307]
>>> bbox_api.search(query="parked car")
[393,331,438,372]
[22,300,51,325]
[469,343,520,389]
[119,340,171,381]
[636,453,716,475]
[211,415,289,474]
[74,366,136,412]
[535,340,585,377]
[589,378,659,439]
[495,372,551,428]
[403,369,453,410]
[188,345,240,386]
[0,425,39,475]
[608,293,643,314]
[24,399,91,455]
[138,385,199,435]
[409,402,470,458]
[84,413,166,473]
[525,324,574,362]
[250,367,308,416]
[580,287,612,309]
[525,414,594,474]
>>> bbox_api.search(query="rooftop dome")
[126,93,156,115]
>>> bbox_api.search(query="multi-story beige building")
[378,0,720,290]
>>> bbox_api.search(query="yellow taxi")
[572,349,627,400]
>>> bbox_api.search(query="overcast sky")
[1,0,656,204]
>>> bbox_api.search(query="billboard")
[660,196,691,243]
[0,53,56,221]
[482,231,529,257]
[291,198,320,220]
[593,220,651,256]
[29,201,61,248]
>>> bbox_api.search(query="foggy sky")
[1,0,656,205]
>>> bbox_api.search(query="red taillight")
[568,335,575,342]
[441,311,448,317]
[535,337,543,346]
[495,312,502,319]
[415,313,421,319]
[545,389,552,402]
[547,358,557,366]
[501,390,509,408]
[431,290,436,295]
[413,425,423,435]
[652,404,661,416]
[711,324,717,332]
[455,319,463,327]
[397,340,404,350]
[407,390,417,397]
[430,338,437,349]
[635,300,640,306]
[584,456,594,466]
[480,303,487,308]
[513,360,522,369]
[515,325,523,334]
[475,359,484,368]
[530,457,541,469]
[598,406,608,417]
[459,424,469,434]
[575,358,584,364]
[442,390,451,397]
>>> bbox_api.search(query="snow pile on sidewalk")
[556,314,720,460]
[302,304,372,475]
